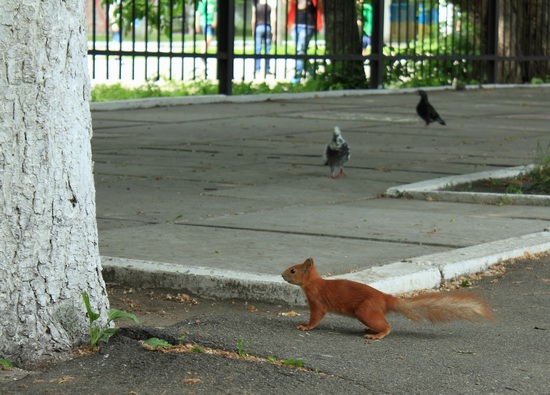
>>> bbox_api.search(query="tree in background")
[322,0,367,88]
[0,0,109,366]
[453,0,550,83]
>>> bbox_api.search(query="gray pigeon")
[323,126,350,178]
[416,90,446,127]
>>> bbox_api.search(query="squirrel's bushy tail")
[392,292,494,323]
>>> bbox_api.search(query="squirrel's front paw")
[296,324,311,331]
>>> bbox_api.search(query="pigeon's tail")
[437,117,446,125]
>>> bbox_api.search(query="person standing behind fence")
[195,0,217,53]
[109,0,122,50]
[358,0,372,55]
[287,0,323,84]
[252,0,276,75]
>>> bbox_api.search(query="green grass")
[447,142,550,196]
[91,77,337,102]
[0,358,13,369]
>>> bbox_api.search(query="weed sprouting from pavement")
[82,292,139,349]
[0,358,13,369]
[236,337,248,357]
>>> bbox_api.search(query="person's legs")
[264,25,272,72]
[294,25,315,82]
[294,24,307,80]
[203,24,214,53]
[254,25,265,71]
[362,34,371,55]
[254,25,271,71]
[304,25,315,76]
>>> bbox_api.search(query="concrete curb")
[90,83,550,112]
[102,257,304,305]
[101,231,550,305]
[90,88,414,111]
[385,165,550,206]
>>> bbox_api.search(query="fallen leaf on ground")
[279,311,300,317]
[49,376,74,384]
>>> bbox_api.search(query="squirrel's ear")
[303,257,314,269]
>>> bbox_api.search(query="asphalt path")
[2,255,549,394]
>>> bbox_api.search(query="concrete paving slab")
[99,222,446,276]
[92,86,550,302]
[181,200,550,248]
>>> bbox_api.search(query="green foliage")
[282,358,305,368]
[179,330,188,344]
[459,279,472,288]
[91,75,353,102]
[82,292,139,349]
[534,141,550,168]
[144,338,174,349]
[0,358,13,369]
[311,61,369,90]
[383,15,485,88]
[92,79,218,102]
[104,0,185,37]
[527,141,550,193]
[505,183,523,195]
[236,337,248,357]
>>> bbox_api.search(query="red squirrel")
[282,258,494,339]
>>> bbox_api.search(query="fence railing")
[86,0,550,94]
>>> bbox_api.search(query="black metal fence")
[86,0,550,94]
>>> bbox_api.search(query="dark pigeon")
[416,90,446,127]
[323,126,350,179]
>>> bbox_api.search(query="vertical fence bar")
[156,0,161,80]
[144,0,149,80]
[512,0,517,79]
[283,0,289,79]
[192,0,198,80]
[118,0,123,79]
[272,0,279,76]
[91,0,97,79]
[131,0,136,80]
[405,0,411,53]
[543,0,547,69]
[168,0,174,80]
[217,0,235,94]
[181,2,186,80]
[105,2,110,80]
[370,0,384,88]
[487,0,499,83]
[244,0,249,80]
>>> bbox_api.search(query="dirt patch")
[107,286,206,328]
[448,173,550,195]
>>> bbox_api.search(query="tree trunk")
[0,0,109,367]
[453,0,550,83]
[323,0,367,88]
[498,0,550,83]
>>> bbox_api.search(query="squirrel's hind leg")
[355,307,392,339]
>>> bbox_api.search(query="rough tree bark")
[453,0,550,83]
[498,0,550,83]
[323,0,367,88]
[0,0,109,366]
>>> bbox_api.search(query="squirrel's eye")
[290,269,296,274]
